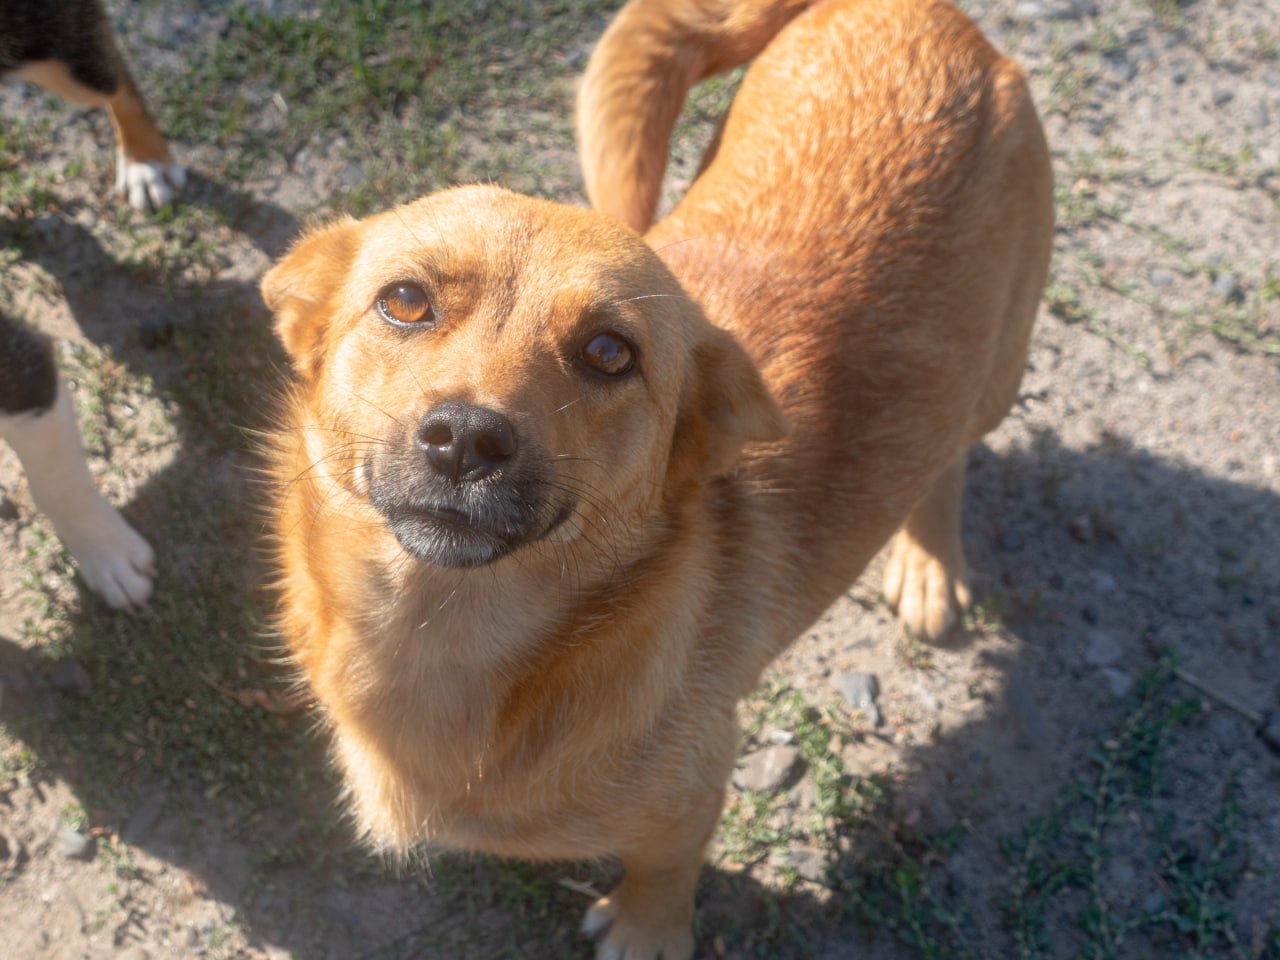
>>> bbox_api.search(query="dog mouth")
[369,465,572,568]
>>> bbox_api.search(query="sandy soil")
[1,0,1277,958]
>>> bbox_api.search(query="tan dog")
[262,0,1052,956]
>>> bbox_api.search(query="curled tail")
[577,0,810,232]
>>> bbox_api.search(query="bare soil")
[1,1,1277,958]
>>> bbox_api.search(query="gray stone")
[1104,56,1137,84]
[1102,667,1134,698]
[998,529,1026,552]
[1006,684,1045,749]
[913,679,942,713]
[786,845,828,883]
[49,659,93,699]
[56,825,92,860]
[1069,514,1095,541]
[1260,712,1280,754]
[0,831,16,867]
[835,671,882,727]
[340,160,365,189]
[1015,0,1094,19]
[1212,89,1234,108]
[1148,267,1175,288]
[1211,273,1243,304]
[733,745,803,794]
[1085,630,1123,667]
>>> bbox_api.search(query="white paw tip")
[116,159,187,211]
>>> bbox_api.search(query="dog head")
[262,186,783,569]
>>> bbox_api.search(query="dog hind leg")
[882,452,973,641]
[14,28,185,212]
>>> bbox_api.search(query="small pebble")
[835,671,882,727]
[1103,56,1136,83]
[1068,514,1095,542]
[1211,273,1243,304]
[1006,685,1046,749]
[913,679,942,712]
[733,745,803,794]
[1085,630,1123,667]
[56,825,92,861]
[786,845,828,883]
[1102,667,1134,697]
[998,529,1026,552]
[49,659,93,699]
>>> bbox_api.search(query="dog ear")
[670,325,786,482]
[261,218,360,380]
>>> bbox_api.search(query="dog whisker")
[606,292,696,307]
[333,383,407,427]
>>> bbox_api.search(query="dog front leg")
[581,787,724,960]
[14,29,185,212]
[0,375,155,612]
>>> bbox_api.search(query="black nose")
[417,400,518,483]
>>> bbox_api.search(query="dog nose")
[417,401,518,483]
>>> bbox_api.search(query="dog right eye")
[578,332,636,379]
[376,283,434,327]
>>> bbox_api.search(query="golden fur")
[262,0,1053,956]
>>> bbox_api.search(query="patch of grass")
[155,0,617,208]
[728,662,1278,959]
[0,115,58,218]
[1144,0,1187,29]
[732,682,974,956]
[1041,29,1099,120]
[1000,657,1271,959]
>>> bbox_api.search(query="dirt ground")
[1,0,1277,958]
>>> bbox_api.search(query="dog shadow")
[3,399,1277,957]
[0,169,298,354]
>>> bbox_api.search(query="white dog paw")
[116,158,187,211]
[57,503,156,612]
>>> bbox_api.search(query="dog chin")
[384,508,520,568]
[381,500,577,568]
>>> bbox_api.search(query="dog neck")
[284,461,721,852]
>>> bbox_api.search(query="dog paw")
[582,895,695,960]
[115,157,187,212]
[56,502,156,613]
[883,532,970,641]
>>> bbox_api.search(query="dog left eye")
[578,332,635,378]
[376,283,434,327]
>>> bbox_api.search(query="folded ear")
[669,325,786,482]
[261,217,361,380]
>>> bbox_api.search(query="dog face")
[263,186,783,570]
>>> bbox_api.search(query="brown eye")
[578,332,635,378]
[376,283,433,327]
